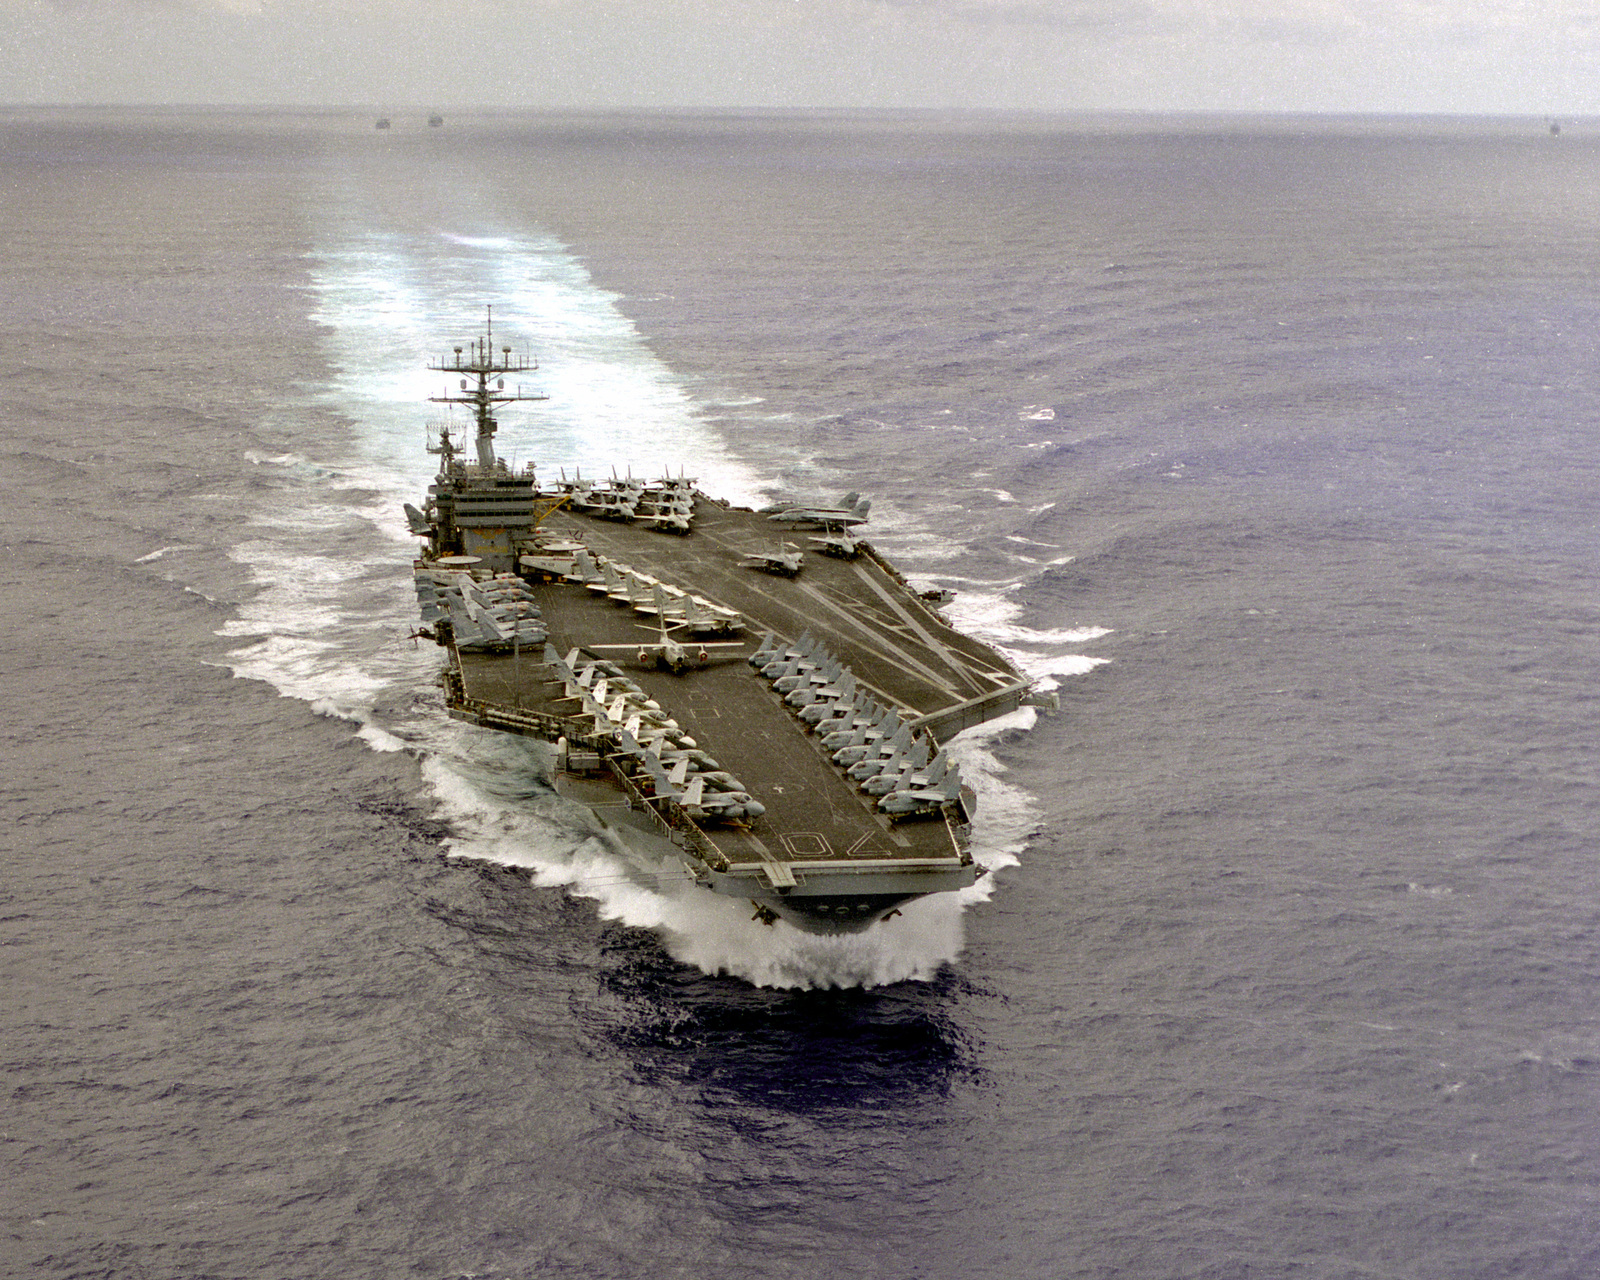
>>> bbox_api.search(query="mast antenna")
[427,307,547,470]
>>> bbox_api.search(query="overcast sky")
[0,0,1594,116]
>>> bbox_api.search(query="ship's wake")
[406,693,1049,989]
[415,725,990,989]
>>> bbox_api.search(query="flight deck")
[408,313,1040,932]
[441,499,1032,928]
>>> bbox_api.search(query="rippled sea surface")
[5,108,1600,1278]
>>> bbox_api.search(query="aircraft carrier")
[405,313,1047,934]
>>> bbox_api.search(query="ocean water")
[4,107,1600,1278]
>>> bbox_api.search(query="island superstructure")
[406,312,1048,934]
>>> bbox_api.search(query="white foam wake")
[420,733,969,989]
[310,228,767,506]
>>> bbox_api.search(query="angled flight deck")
[546,499,1029,740]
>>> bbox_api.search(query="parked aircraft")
[636,504,693,535]
[808,528,863,559]
[741,543,804,577]
[767,492,871,528]
[590,615,745,673]
[877,770,964,819]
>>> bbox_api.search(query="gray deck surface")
[552,500,1021,718]
[453,500,1024,871]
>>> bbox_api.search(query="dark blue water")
[5,108,1600,1278]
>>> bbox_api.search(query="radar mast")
[428,306,549,471]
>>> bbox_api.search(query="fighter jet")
[587,560,631,597]
[741,543,803,577]
[638,747,765,823]
[636,507,693,535]
[604,468,645,500]
[590,491,638,522]
[680,592,743,635]
[808,528,863,559]
[562,547,604,587]
[654,467,697,495]
[877,768,965,820]
[766,492,872,529]
[637,486,693,513]
[556,468,600,510]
